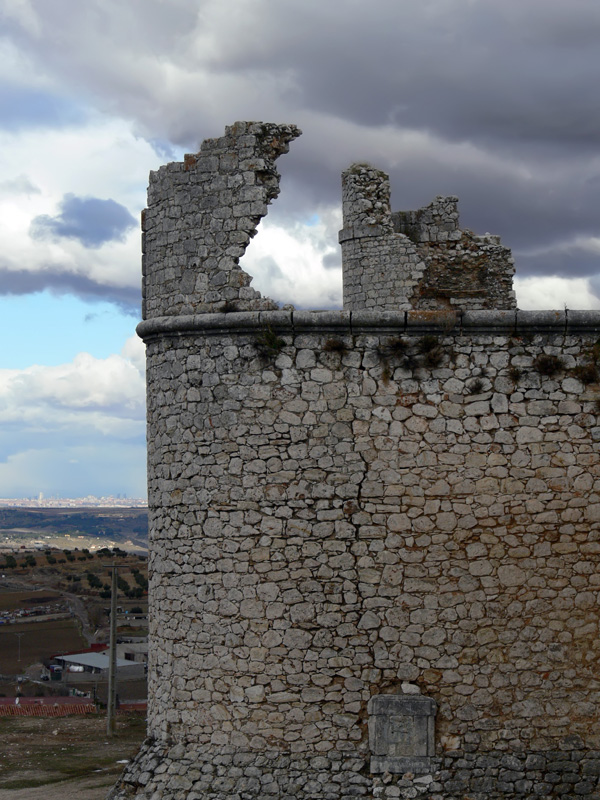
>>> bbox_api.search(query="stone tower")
[110,123,600,800]
[340,163,516,312]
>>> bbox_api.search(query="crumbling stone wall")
[341,167,516,312]
[109,124,600,800]
[340,165,427,312]
[142,121,300,319]
[391,195,461,245]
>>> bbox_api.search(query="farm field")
[0,591,62,612]
[0,619,87,675]
[0,713,146,797]
[1,546,148,603]
[0,544,149,726]
[0,507,147,554]
[0,548,148,627]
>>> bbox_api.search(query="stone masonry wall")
[341,168,516,312]
[111,308,600,800]
[391,196,461,245]
[340,165,427,312]
[110,123,600,800]
[142,121,300,319]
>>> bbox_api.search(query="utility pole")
[105,563,118,736]
[15,632,24,663]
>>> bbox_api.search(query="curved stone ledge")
[350,309,407,333]
[292,309,350,330]
[515,309,566,332]
[137,308,600,342]
[462,309,517,332]
[567,309,600,333]
[406,309,460,333]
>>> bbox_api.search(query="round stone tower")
[109,123,600,800]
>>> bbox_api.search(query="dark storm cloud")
[30,194,137,248]
[0,266,140,315]
[199,1,600,149]
[518,251,600,280]
[4,0,600,294]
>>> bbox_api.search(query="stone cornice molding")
[137,309,600,342]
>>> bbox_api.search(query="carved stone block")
[368,694,436,774]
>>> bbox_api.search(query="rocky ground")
[0,713,145,798]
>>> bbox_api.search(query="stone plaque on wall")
[368,695,436,774]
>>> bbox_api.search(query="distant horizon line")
[0,496,148,507]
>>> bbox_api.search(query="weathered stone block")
[368,695,436,774]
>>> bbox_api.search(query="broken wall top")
[340,164,517,312]
[141,121,300,319]
[142,122,516,322]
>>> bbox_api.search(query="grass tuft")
[534,354,563,377]
[508,366,521,383]
[323,337,347,354]
[468,378,484,395]
[256,325,285,359]
[572,363,598,385]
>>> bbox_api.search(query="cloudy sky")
[0,0,599,499]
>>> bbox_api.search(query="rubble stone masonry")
[142,121,300,319]
[341,165,516,313]
[109,124,600,800]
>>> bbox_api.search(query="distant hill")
[0,508,148,549]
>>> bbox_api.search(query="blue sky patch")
[0,291,138,368]
[0,85,86,131]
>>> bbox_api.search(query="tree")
[132,571,148,590]
[86,572,102,589]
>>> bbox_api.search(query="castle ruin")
[110,122,600,800]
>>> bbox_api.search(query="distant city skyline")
[0,495,147,508]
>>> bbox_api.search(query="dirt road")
[0,771,119,799]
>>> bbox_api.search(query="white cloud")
[515,276,600,310]
[242,213,343,309]
[121,334,145,373]
[0,345,145,428]
[0,338,147,496]
[0,0,41,37]
[0,114,165,300]
[299,112,537,185]
[0,444,147,498]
